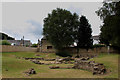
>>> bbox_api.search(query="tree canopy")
[96,1,120,48]
[43,8,78,50]
[75,16,93,51]
[43,8,93,52]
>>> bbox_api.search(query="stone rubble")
[23,56,106,75]
[24,57,44,60]
[73,59,106,75]
[31,60,44,64]
[24,68,36,75]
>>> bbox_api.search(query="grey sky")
[2,2,103,43]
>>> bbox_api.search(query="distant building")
[92,35,100,44]
[7,40,32,47]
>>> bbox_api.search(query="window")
[47,46,52,49]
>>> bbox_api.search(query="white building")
[92,35,100,44]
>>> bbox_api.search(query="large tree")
[75,15,93,52]
[43,8,78,50]
[96,1,120,48]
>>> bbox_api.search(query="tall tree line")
[96,1,120,49]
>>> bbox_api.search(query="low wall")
[40,46,118,54]
[0,45,118,53]
[64,47,117,54]
[0,45,37,52]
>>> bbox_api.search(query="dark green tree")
[75,15,93,53]
[96,1,120,48]
[43,8,78,51]
[31,43,38,47]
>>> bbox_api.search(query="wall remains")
[0,45,37,52]
[63,47,117,54]
[40,38,118,53]
[41,39,56,53]
[0,45,118,54]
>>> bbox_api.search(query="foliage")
[92,44,105,48]
[96,1,120,48]
[76,16,93,50]
[43,8,78,50]
[0,40,11,45]
[31,43,38,47]
[56,50,72,57]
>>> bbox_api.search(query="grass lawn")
[2,52,119,78]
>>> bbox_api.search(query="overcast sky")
[1,2,103,43]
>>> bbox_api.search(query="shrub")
[56,50,72,57]
[93,44,105,48]
[0,40,11,45]
[31,43,38,47]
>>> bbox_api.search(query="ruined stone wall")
[74,60,106,75]
[0,45,37,52]
[41,39,56,53]
[63,47,118,54]
[40,39,118,53]
[40,42,118,54]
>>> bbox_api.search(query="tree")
[75,15,93,53]
[43,8,78,51]
[31,43,38,47]
[96,1,120,49]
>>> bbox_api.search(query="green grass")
[2,52,119,78]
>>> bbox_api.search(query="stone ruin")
[49,59,106,75]
[31,60,51,65]
[74,60,106,75]
[75,54,97,58]
[23,56,75,65]
[24,57,44,60]
[22,54,106,75]
[44,58,56,61]
[54,56,74,64]
[31,60,44,64]
[24,68,36,75]
[49,66,74,69]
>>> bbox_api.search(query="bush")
[93,44,105,48]
[31,43,38,47]
[0,40,11,45]
[56,50,72,57]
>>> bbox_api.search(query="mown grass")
[2,52,119,78]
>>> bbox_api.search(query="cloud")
[26,20,43,39]
[2,2,103,43]
[67,5,83,15]
[2,20,43,43]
